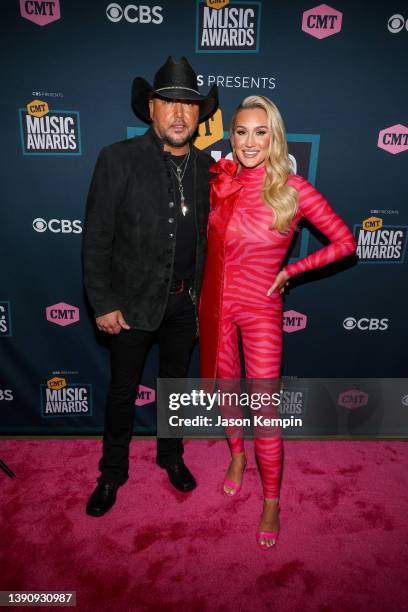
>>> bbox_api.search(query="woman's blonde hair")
[230,95,298,232]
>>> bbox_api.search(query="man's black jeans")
[98,291,197,485]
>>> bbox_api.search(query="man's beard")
[160,126,196,148]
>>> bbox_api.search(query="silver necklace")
[168,150,190,216]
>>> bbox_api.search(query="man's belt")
[169,278,193,294]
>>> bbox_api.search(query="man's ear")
[148,98,155,121]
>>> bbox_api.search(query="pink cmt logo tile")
[135,385,156,407]
[302,4,342,39]
[46,302,79,326]
[20,0,60,26]
[283,310,307,333]
[377,124,408,154]
[338,389,369,409]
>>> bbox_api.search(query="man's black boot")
[85,481,122,517]
[158,460,197,493]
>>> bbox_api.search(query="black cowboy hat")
[131,56,218,124]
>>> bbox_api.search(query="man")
[83,57,218,516]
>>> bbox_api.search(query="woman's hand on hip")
[267,270,290,296]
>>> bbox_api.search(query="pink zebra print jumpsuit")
[199,158,356,499]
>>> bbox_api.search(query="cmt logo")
[283,310,307,333]
[387,14,408,34]
[46,303,80,327]
[47,376,66,390]
[135,385,156,406]
[363,216,382,231]
[27,100,49,116]
[207,0,229,7]
[106,3,164,23]
[338,389,369,410]
[20,0,61,26]
[377,124,408,155]
[343,317,388,331]
[33,218,82,234]
[302,4,342,39]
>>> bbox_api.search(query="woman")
[199,95,356,550]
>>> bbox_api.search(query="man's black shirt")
[167,151,197,281]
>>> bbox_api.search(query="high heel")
[256,501,280,549]
[223,456,247,497]
[256,530,279,549]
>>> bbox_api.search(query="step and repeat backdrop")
[1,0,407,435]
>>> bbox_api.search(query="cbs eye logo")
[33,218,82,234]
[343,317,389,331]
[33,218,47,232]
[106,3,163,24]
[388,14,408,33]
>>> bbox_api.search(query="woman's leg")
[217,313,246,493]
[239,306,283,545]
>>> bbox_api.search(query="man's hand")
[267,270,290,296]
[96,310,131,334]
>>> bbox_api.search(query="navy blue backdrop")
[1,0,407,434]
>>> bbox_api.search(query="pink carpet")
[1,439,408,611]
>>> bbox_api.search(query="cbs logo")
[33,218,82,234]
[106,3,163,23]
[0,390,13,401]
[388,14,408,33]
[343,317,389,331]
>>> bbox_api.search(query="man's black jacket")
[83,127,212,330]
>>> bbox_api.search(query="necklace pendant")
[180,193,188,215]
